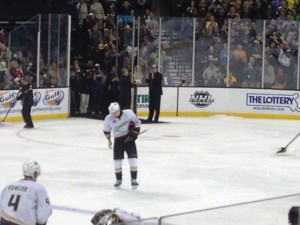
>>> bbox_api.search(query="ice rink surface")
[1,116,300,224]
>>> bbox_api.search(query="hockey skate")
[131,179,139,190]
[114,180,122,188]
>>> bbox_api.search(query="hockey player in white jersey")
[0,160,52,225]
[103,102,141,189]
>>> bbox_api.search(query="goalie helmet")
[91,209,114,225]
[98,212,122,225]
[22,160,41,178]
[108,102,120,114]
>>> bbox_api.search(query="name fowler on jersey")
[7,185,28,192]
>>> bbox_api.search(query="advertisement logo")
[0,91,18,109]
[33,91,42,107]
[247,93,300,112]
[136,94,149,108]
[43,89,64,106]
[189,91,214,108]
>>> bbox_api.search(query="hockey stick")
[52,204,97,215]
[139,128,148,135]
[1,103,14,123]
[124,129,149,143]
[1,90,20,123]
[277,132,300,153]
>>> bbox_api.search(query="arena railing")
[158,193,300,225]
[114,217,159,225]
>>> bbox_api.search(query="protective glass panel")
[39,14,70,88]
[8,14,70,89]
[228,19,264,88]
[264,19,299,90]
[115,217,159,225]
[116,15,135,72]
[195,17,228,87]
[159,17,193,86]
[8,15,39,88]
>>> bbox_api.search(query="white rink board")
[178,88,300,114]
[137,87,300,118]
[137,87,177,114]
[0,88,69,121]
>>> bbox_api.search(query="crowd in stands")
[0,0,300,115]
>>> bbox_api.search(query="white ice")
[1,116,300,225]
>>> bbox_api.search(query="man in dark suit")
[17,76,34,128]
[146,64,163,122]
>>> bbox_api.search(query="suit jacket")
[146,71,163,96]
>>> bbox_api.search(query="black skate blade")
[277,148,287,153]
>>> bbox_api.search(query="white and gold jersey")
[103,109,141,138]
[0,179,52,225]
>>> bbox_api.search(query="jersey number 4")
[8,195,21,211]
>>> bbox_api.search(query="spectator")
[70,61,82,115]
[119,67,133,110]
[145,12,158,40]
[272,67,286,89]
[86,12,99,28]
[102,66,119,116]
[119,0,134,15]
[241,56,260,88]
[79,61,93,114]
[58,57,68,87]
[0,62,9,90]
[90,63,104,114]
[264,59,275,88]
[219,43,233,74]
[10,60,23,89]
[135,0,151,16]
[48,62,59,87]
[149,46,167,71]
[77,0,89,26]
[224,71,238,87]
[146,64,163,122]
[89,0,105,20]
[185,0,198,17]
[202,57,223,87]
[205,15,219,36]
[90,23,104,62]
[198,0,208,17]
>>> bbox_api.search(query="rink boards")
[0,88,69,122]
[137,87,300,120]
[1,87,300,121]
